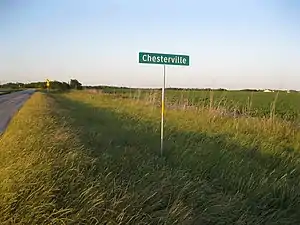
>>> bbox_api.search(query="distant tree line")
[84,85,131,90]
[0,79,82,91]
[3,81,295,93]
[83,86,231,92]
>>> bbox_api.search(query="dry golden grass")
[0,91,300,224]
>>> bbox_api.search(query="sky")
[0,0,299,89]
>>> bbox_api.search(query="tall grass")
[61,91,300,224]
[1,91,300,224]
[99,88,300,122]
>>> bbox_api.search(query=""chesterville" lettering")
[142,54,188,65]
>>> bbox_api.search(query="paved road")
[0,90,35,134]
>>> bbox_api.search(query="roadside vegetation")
[1,90,300,224]
[0,89,22,95]
[91,87,300,122]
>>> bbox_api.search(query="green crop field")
[97,88,300,122]
[1,91,300,224]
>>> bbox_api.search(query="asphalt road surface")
[0,90,35,134]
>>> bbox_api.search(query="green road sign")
[138,51,190,156]
[139,52,189,66]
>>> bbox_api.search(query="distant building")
[263,89,273,93]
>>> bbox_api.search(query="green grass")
[0,89,23,95]
[98,88,300,122]
[1,91,300,224]
[0,90,14,95]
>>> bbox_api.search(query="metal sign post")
[139,52,190,156]
[161,65,166,156]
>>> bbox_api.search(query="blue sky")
[0,0,299,89]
